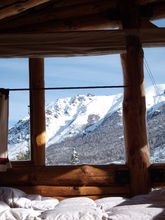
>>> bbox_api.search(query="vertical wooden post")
[29,58,45,166]
[121,36,150,196]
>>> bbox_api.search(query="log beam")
[16,185,129,198]
[121,36,151,196]
[29,58,45,166]
[0,0,52,20]
[120,0,151,196]
[151,2,165,20]
[0,29,164,57]
[0,165,128,186]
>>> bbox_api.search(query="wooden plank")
[0,165,128,186]
[151,2,165,20]
[150,164,165,188]
[15,185,130,197]
[0,0,164,33]
[48,0,116,8]
[138,0,164,4]
[0,29,164,57]
[0,0,52,20]
[29,58,45,166]
[121,36,151,196]
[0,12,120,33]
[0,0,117,28]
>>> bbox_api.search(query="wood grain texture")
[0,0,164,33]
[0,165,130,198]
[121,37,151,196]
[0,165,128,186]
[0,29,164,57]
[0,0,52,20]
[151,2,165,20]
[0,0,117,27]
[29,58,45,166]
[15,185,130,197]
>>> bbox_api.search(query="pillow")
[0,187,59,211]
[107,204,165,220]
[0,208,41,220]
[95,197,127,211]
[57,197,96,207]
[12,194,59,211]
[0,201,10,212]
[39,205,108,220]
[0,187,25,207]
[30,199,59,211]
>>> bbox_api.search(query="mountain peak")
[8,84,165,162]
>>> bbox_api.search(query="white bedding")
[0,187,165,219]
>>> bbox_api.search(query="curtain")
[0,89,11,172]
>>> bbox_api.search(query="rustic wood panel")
[29,58,45,166]
[0,165,128,186]
[15,185,130,197]
[0,29,164,57]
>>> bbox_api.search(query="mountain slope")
[8,84,165,164]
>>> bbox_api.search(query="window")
[0,58,30,161]
[45,55,125,165]
[144,48,165,163]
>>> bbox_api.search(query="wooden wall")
[0,165,130,199]
[1,164,165,199]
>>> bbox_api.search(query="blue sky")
[0,19,164,127]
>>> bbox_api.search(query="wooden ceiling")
[0,0,164,57]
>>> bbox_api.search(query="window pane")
[45,55,125,165]
[0,58,30,161]
[144,48,165,163]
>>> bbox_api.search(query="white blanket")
[1,187,165,219]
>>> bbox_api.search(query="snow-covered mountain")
[8,84,165,164]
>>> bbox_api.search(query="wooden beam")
[0,165,128,186]
[138,0,164,4]
[0,29,164,57]
[16,185,129,197]
[150,164,165,188]
[47,0,115,8]
[0,0,52,20]
[29,58,45,166]
[141,20,159,28]
[119,0,151,196]
[0,0,164,33]
[15,12,119,33]
[151,2,165,20]
[121,36,151,196]
[0,9,120,33]
[0,0,117,28]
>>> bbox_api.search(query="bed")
[1,187,165,219]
